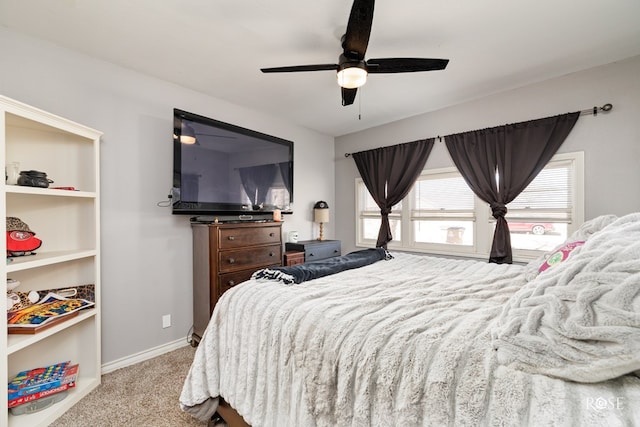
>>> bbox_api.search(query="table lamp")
[313,201,329,241]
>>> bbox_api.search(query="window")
[411,171,475,247]
[355,151,584,261]
[356,183,402,246]
[503,157,577,255]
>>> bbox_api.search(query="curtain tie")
[490,203,507,219]
[380,207,392,216]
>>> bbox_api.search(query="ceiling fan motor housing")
[338,54,367,72]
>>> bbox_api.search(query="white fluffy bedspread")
[180,252,640,426]
[493,213,640,382]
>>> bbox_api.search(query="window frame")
[355,151,584,262]
[354,180,403,249]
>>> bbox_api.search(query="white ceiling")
[1,0,639,137]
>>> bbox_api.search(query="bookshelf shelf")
[7,309,98,355]
[6,250,97,273]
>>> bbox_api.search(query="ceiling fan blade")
[341,87,358,106]
[366,58,449,73]
[342,0,375,59]
[261,64,338,73]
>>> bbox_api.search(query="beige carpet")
[50,344,216,427]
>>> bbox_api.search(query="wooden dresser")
[191,221,283,345]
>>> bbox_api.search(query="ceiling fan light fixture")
[337,65,368,89]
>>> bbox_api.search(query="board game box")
[8,361,79,405]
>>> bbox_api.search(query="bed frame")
[214,399,250,427]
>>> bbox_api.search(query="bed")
[180,213,640,426]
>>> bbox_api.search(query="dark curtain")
[278,161,293,199]
[445,112,580,264]
[238,164,278,206]
[352,139,435,248]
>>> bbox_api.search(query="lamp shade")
[336,66,367,89]
[313,200,329,223]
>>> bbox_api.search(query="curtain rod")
[344,103,613,157]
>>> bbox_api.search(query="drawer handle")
[269,252,275,257]
[334,250,339,253]
[269,232,275,237]
[309,253,314,257]
[228,280,236,287]
[228,258,235,264]
[228,236,235,241]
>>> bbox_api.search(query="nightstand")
[284,251,305,266]
[285,240,341,263]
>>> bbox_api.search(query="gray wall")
[0,28,336,364]
[335,56,640,254]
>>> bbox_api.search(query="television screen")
[172,109,293,216]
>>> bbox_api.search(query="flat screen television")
[172,108,293,218]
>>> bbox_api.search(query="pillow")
[523,214,618,281]
[537,240,584,273]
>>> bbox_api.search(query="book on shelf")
[7,292,95,334]
[8,361,79,404]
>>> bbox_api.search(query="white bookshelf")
[1,95,101,427]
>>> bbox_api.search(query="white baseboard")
[101,338,190,375]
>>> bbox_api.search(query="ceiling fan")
[260,0,449,106]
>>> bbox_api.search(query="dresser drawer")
[305,242,341,262]
[218,244,282,273]
[218,270,255,297]
[218,225,281,249]
[286,240,341,263]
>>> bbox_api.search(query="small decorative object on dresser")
[191,221,283,345]
[285,239,341,263]
[287,230,299,243]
